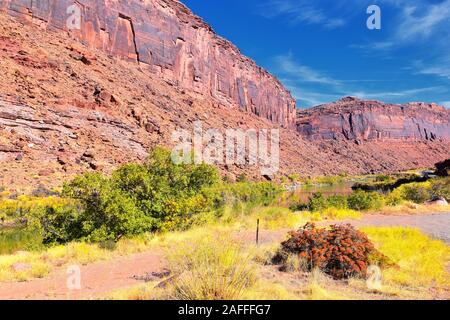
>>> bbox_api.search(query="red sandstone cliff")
[0,6,449,191]
[0,0,296,128]
[297,97,450,142]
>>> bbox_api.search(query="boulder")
[426,197,449,206]
[11,263,32,272]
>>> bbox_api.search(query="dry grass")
[371,203,450,215]
[106,281,169,300]
[101,225,450,300]
[362,226,450,289]
[0,235,156,282]
[165,233,257,300]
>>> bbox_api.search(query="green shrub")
[397,182,431,204]
[0,196,74,224]
[326,195,348,209]
[430,178,450,201]
[307,192,328,212]
[236,173,248,183]
[32,148,219,244]
[203,182,280,210]
[352,173,424,192]
[385,191,404,206]
[347,190,384,211]
[291,193,348,213]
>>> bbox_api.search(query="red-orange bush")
[273,223,390,279]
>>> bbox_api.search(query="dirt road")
[0,250,164,300]
[336,212,450,244]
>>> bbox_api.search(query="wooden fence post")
[256,219,260,246]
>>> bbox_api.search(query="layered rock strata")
[0,0,296,128]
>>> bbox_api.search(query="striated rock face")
[297,97,450,142]
[0,0,296,128]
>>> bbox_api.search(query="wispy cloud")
[412,58,450,82]
[440,101,450,108]
[350,86,446,100]
[273,53,446,107]
[256,0,348,29]
[353,0,450,87]
[395,1,450,43]
[280,79,341,106]
[274,54,340,85]
[361,1,450,49]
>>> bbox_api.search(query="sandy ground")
[0,250,164,300]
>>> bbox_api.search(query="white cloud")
[418,65,450,81]
[273,53,447,107]
[363,0,450,50]
[257,0,347,29]
[440,101,450,108]
[394,1,450,43]
[350,86,445,100]
[284,83,340,106]
[274,54,340,85]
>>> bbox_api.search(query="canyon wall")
[297,97,450,142]
[0,0,296,128]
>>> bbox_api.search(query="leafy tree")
[35,148,219,243]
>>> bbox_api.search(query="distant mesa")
[297,97,450,142]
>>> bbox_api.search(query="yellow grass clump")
[165,233,257,300]
[362,226,450,288]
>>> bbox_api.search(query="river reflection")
[285,182,355,204]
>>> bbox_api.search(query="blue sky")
[182,0,450,108]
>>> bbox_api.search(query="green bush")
[347,190,384,211]
[290,193,348,213]
[397,182,431,204]
[430,178,450,201]
[326,195,348,209]
[385,191,403,206]
[32,148,219,243]
[203,181,280,210]
[307,192,328,212]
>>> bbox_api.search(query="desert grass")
[164,233,257,300]
[106,281,169,300]
[102,225,450,300]
[0,227,44,255]
[305,207,361,221]
[362,226,450,296]
[370,202,450,215]
[0,235,156,282]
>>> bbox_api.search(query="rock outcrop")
[0,0,296,128]
[297,97,450,142]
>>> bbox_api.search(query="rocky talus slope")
[0,6,448,191]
